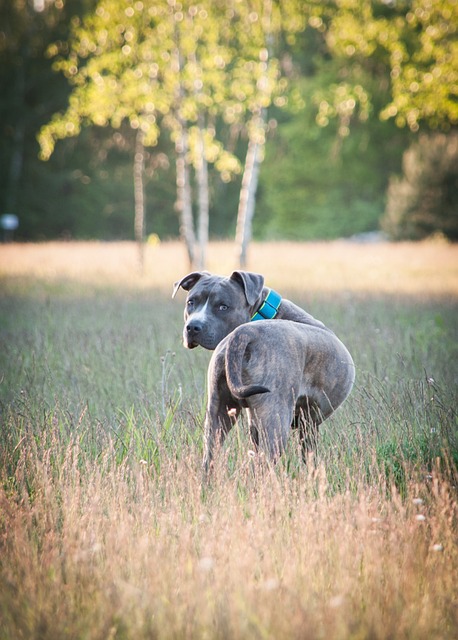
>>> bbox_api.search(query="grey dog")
[173,270,355,471]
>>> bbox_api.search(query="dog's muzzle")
[185,320,203,349]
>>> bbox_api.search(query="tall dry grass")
[1,426,457,640]
[1,241,457,638]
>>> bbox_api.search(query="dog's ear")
[230,271,265,306]
[172,271,210,298]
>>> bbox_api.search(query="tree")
[0,0,89,220]
[39,0,167,267]
[316,0,457,132]
[228,0,306,267]
[303,0,458,241]
[382,131,458,240]
[163,1,242,268]
[39,0,242,269]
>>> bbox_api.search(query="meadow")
[0,240,457,639]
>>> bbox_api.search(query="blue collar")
[251,288,282,321]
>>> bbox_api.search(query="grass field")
[1,240,457,639]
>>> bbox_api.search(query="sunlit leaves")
[320,0,457,131]
[381,1,458,130]
[313,82,370,136]
[39,0,307,180]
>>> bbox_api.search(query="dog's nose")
[186,321,202,336]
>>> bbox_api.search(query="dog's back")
[218,320,355,415]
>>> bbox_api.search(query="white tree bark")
[175,126,196,268]
[196,120,209,269]
[134,127,146,271]
[235,122,264,269]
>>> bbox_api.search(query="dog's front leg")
[202,413,218,475]
[202,405,237,475]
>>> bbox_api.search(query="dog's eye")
[187,300,194,309]
[219,304,228,311]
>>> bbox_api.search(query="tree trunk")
[236,4,273,269]
[196,120,209,270]
[235,128,263,269]
[172,28,196,269]
[134,127,146,271]
[175,126,196,268]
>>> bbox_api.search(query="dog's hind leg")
[248,397,293,462]
[298,420,319,463]
[295,399,327,463]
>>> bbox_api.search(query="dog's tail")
[225,329,270,400]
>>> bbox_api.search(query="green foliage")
[0,0,89,214]
[38,0,165,158]
[321,0,458,131]
[35,0,309,249]
[382,132,458,241]
[40,0,300,169]
[255,76,409,240]
[11,126,178,240]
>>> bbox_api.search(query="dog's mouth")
[184,338,199,349]
[183,332,219,350]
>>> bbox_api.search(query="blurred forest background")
[1,0,457,256]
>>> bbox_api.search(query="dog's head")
[172,270,265,349]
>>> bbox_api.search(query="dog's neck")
[251,288,282,321]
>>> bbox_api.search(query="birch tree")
[38,0,166,268]
[163,1,241,268]
[38,0,307,268]
[227,0,306,267]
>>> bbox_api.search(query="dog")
[173,270,355,471]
